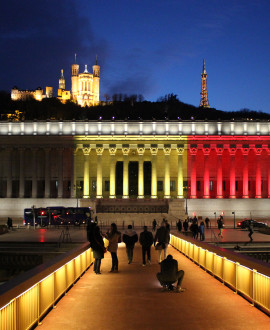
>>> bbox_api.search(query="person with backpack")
[217,217,224,238]
[123,224,138,264]
[154,221,170,263]
[139,226,154,266]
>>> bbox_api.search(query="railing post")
[38,282,42,325]
[252,269,257,307]
[235,262,240,293]
[222,257,226,285]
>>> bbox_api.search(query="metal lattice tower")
[200,59,210,108]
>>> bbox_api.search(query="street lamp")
[183,185,190,215]
[214,212,216,224]
[232,211,235,229]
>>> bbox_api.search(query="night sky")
[1,0,270,113]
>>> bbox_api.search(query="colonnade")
[1,143,270,199]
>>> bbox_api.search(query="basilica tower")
[71,54,79,97]
[200,59,210,108]
[92,56,100,105]
[59,69,65,90]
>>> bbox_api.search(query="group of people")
[86,219,185,292]
[177,217,207,241]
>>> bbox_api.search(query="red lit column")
[190,147,197,199]
[267,149,270,198]
[255,147,262,198]
[216,146,223,198]
[229,146,236,198]
[203,146,210,198]
[242,147,249,198]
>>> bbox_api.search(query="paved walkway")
[39,244,269,330]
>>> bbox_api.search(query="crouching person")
[156,255,185,292]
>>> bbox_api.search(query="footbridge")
[0,233,269,330]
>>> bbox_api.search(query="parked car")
[237,219,267,229]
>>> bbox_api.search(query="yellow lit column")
[82,146,91,198]
[109,145,117,198]
[19,148,25,198]
[150,145,158,199]
[164,145,171,199]
[96,145,104,198]
[70,147,77,198]
[122,145,130,199]
[177,145,184,198]
[137,145,145,199]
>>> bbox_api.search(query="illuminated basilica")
[11,56,100,107]
[3,60,270,223]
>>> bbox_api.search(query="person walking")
[123,225,138,264]
[248,222,254,242]
[154,221,170,263]
[205,217,210,229]
[177,219,182,232]
[152,219,157,231]
[156,254,185,292]
[199,221,205,241]
[105,223,121,272]
[183,219,189,232]
[139,226,154,266]
[217,217,224,238]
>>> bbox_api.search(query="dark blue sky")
[1,0,270,113]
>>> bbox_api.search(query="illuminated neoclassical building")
[0,120,270,221]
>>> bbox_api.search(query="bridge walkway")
[39,244,269,330]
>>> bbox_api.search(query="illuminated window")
[170,180,175,191]
[92,180,96,192]
[236,181,238,191]
[223,181,226,191]
[210,180,213,191]
[105,181,110,192]
[157,181,163,191]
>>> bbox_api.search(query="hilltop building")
[11,56,100,107]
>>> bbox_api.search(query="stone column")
[19,148,25,198]
[44,148,51,198]
[122,145,130,199]
[57,148,64,198]
[96,145,104,198]
[137,145,145,199]
[70,147,76,198]
[109,145,117,198]
[203,145,210,198]
[267,148,270,198]
[229,145,236,198]
[255,146,262,198]
[216,146,223,198]
[163,145,171,198]
[242,146,249,198]
[177,145,184,198]
[150,145,158,199]
[6,148,12,198]
[190,146,197,199]
[82,145,91,198]
[32,148,37,198]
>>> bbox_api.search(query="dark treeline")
[0,91,270,121]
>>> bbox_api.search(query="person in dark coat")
[205,217,210,229]
[139,226,154,266]
[248,223,254,242]
[217,217,224,238]
[156,254,185,292]
[177,219,182,232]
[152,219,157,231]
[105,223,121,272]
[123,225,138,264]
[90,226,105,274]
[154,221,170,263]
[7,217,13,230]
[183,219,189,232]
